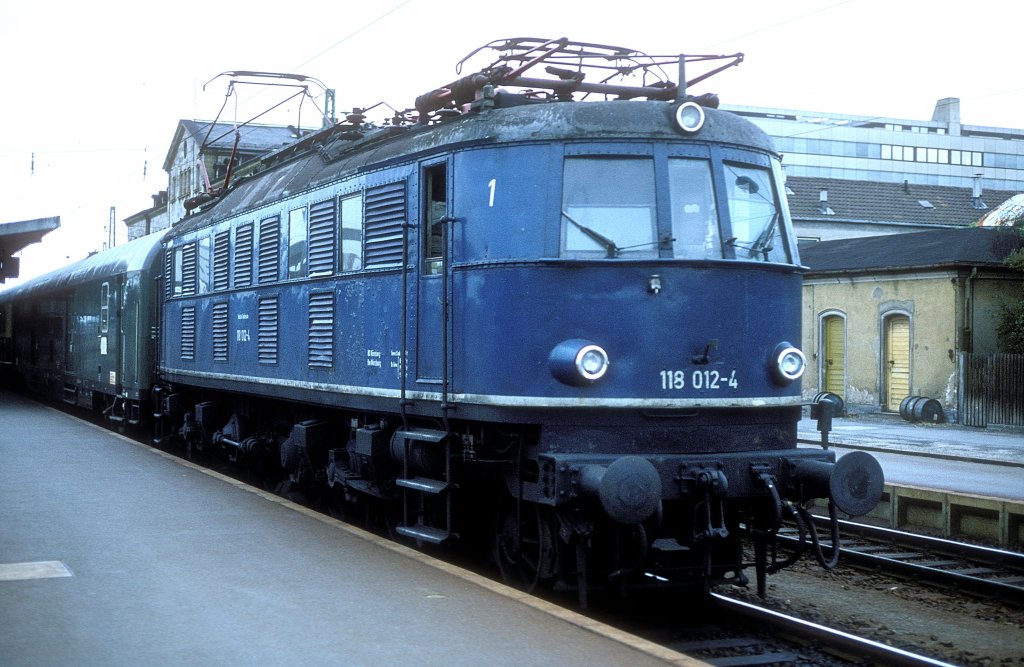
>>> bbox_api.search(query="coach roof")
[0,230,167,301]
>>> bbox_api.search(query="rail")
[779,517,1024,605]
[709,593,958,667]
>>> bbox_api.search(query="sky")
[1,0,1021,285]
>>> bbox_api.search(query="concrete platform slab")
[0,391,699,667]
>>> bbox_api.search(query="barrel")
[899,395,945,423]
[898,395,917,421]
[813,391,845,417]
[911,397,944,423]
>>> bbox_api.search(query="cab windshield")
[560,158,658,258]
[559,155,791,263]
[723,163,788,263]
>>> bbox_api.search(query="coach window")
[424,165,446,274]
[724,163,788,264]
[288,206,308,279]
[99,282,110,333]
[560,157,657,259]
[668,158,719,259]
[340,193,363,271]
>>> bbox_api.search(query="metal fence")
[958,353,1024,427]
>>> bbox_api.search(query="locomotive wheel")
[492,501,559,592]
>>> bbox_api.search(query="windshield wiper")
[748,212,779,260]
[561,210,619,258]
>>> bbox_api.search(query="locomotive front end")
[451,97,883,598]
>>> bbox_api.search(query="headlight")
[674,101,705,133]
[770,342,806,384]
[576,345,609,381]
[549,339,610,385]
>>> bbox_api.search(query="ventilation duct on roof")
[971,174,987,210]
[818,190,835,215]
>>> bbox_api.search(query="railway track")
[614,588,958,666]
[64,405,1019,665]
[779,517,1024,606]
[704,593,956,666]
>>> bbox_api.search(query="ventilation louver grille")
[163,247,173,298]
[258,216,280,284]
[308,292,334,368]
[213,231,230,291]
[308,199,337,277]
[234,223,254,288]
[364,182,406,267]
[181,243,198,296]
[258,296,279,365]
[181,306,196,361]
[212,302,229,362]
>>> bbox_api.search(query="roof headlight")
[674,101,705,133]
[771,342,806,384]
[550,339,610,385]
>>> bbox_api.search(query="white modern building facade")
[724,98,1024,192]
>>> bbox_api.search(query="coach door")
[416,161,450,387]
[884,314,911,411]
[821,314,846,399]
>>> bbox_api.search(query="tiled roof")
[179,120,300,153]
[163,120,303,170]
[799,227,1023,274]
[786,176,1020,229]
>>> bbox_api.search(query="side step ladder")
[394,428,456,545]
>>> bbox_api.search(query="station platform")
[0,390,697,667]
[798,411,1024,466]
[798,412,1024,502]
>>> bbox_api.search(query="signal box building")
[799,227,1024,425]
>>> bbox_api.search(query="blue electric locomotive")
[4,38,883,603]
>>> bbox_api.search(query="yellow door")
[885,315,911,411]
[822,316,845,398]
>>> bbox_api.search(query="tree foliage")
[997,226,1024,354]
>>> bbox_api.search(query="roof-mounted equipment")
[414,37,743,120]
[184,71,336,211]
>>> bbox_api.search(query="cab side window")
[423,164,446,274]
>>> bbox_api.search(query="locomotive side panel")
[451,145,557,262]
[160,174,428,414]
